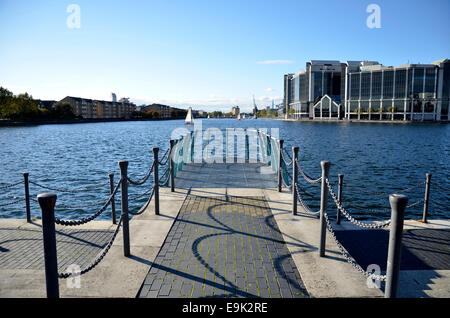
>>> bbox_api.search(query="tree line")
[0,87,77,121]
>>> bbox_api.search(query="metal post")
[278,140,284,192]
[153,147,160,215]
[169,140,175,192]
[385,193,408,298]
[292,147,299,215]
[118,160,130,257]
[190,131,194,163]
[245,133,249,163]
[37,193,59,298]
[319,161,331,257]
[337,174,343,225]
[23,173,31,223]
[422,173,431,223]
[109,173,117,224]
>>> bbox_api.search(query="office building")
[284,58,449,122]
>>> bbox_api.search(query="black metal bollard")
[37,193,59,298]
[278,140,284,192]
[169,140,175,192]
[109,173,117,224]
[319,161,331,257]
[337,174,343,225]
[385,193,408,298]
[245,133,250,163]
[422,173,431,223]
[118,161,130,257]
[292,147,299,215]
[153,147,160,215]
[23,173,31,223]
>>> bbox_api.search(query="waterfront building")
[60,96,136,119]
[284,58,449,122]
[231,106,240,117]
[141,103,171,118]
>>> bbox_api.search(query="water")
[0,119,448,221]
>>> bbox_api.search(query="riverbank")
[280,118,448,124]
[0,117,194,127]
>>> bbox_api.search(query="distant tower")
[112,93,117,102]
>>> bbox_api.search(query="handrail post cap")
[118,160,129,167]
[389,193,409,207]
[153,147,159,154]
[37,193,57,210]
[37,193,57,201]
[320,161,331,169]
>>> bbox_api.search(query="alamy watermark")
[66,4,81,29]
[366,264,382,288]
[170,119,278,173]
[66,264,81,289]
[366,4,381,29]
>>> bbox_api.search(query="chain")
[129,185,154,201]
[54,180,121,226]
[29,180,109,193]
[55,199,109,210]
[0,180,24,190]
[58,216,123,279]
[281,149,293,166]
[0,197,26,207]
[158,148,170,166]
[326,178,391,229]
[158,167,170,186]
[343,203,392,214]
[323,209,387,281]
[128,188,154,215]
[127,162,155,186]
[295,184,320,215]
[295,159,322,184]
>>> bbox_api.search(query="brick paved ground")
[0,227,114,271]
[138,195,309,298]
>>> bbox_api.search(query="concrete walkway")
[0,187,185,297]
[264,188,450,298]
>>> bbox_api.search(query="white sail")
[185,107,194,124]
[237,113,241,120]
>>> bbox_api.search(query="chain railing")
[54,180,121,226]
[29,180,110,193]
[32,145,172,298]
[322,207,387,281]
[294,183,320,215]
[58,216,123,279]
[326,178,392,229]
[295,158,322,184]
[0,180,24,190]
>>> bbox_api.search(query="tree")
[51,102,76,119]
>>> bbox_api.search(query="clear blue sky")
[0,0,449,112]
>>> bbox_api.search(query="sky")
[0,0,449,112]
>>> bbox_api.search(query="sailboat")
[237,113,241,120]
[185,107,194,125]
[207,114,210,119]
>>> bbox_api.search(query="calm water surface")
[0,119,448,221]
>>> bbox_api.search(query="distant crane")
[252,95,258,118]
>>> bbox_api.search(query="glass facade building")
[283,58,449,122]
